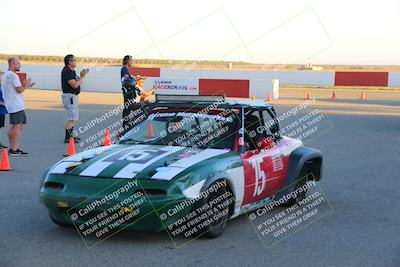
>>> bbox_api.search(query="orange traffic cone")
[331,90,337,100]
[65,137,76,156]
[252,95,256,101]
[306,91,312,100]
[266,92,273,102]
[104,128,111,146]
[360,91,366,100]
[0,148,11,171]
[148,121,153,137]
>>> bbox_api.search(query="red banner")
[129,67,160,77]
[335,72,388,86]
[199,79,249,97]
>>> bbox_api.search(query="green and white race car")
[40,94,323,239]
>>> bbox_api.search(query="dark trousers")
[122,97,146,133]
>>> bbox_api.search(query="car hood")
[48,144,230,181]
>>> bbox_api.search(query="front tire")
[49,212,70,227]
[194,181,230,238]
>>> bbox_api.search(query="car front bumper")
[41,192,195,232]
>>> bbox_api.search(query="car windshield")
[120,108,238,149]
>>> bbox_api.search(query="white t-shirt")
[1,71,24,113]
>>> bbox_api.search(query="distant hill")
[0,53,398,72]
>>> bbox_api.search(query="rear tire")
[285,168,309,206]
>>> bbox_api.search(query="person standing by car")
[119,56,155,133]
[1,57,35,156]
[120,55,140,131]
[0,71,8,149]
[121,55,133,81]
[61,54,89,143]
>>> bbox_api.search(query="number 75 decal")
[251,157,267,197]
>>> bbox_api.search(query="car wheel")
[195,181,230,239]
[285,168,309,206]
[49,212,70,227]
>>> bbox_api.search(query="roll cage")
[143,95,282,153]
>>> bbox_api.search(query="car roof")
[224,99,274,108]
[151,95,274,109]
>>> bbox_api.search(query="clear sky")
[0,0,399,65]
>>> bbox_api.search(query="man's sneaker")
[9,149,28,156]
[16,149,28,155]
[0,143,7,149]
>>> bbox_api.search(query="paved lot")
[0,89,399,267]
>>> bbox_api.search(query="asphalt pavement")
[0,89,399,267]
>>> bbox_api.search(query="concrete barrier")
[1,64,398,97]
[388,72,400,87]
[160,68,335,86]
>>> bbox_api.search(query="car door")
[240,108,287,206]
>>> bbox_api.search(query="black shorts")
[10,110,27,125]
[0,114,4,128]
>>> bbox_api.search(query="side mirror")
[270,123,280,135]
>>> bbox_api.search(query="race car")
[40,94,323,239]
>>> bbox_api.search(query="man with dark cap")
[119,56,155,134]
[121,55,133,80]
[120,55,139,131]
